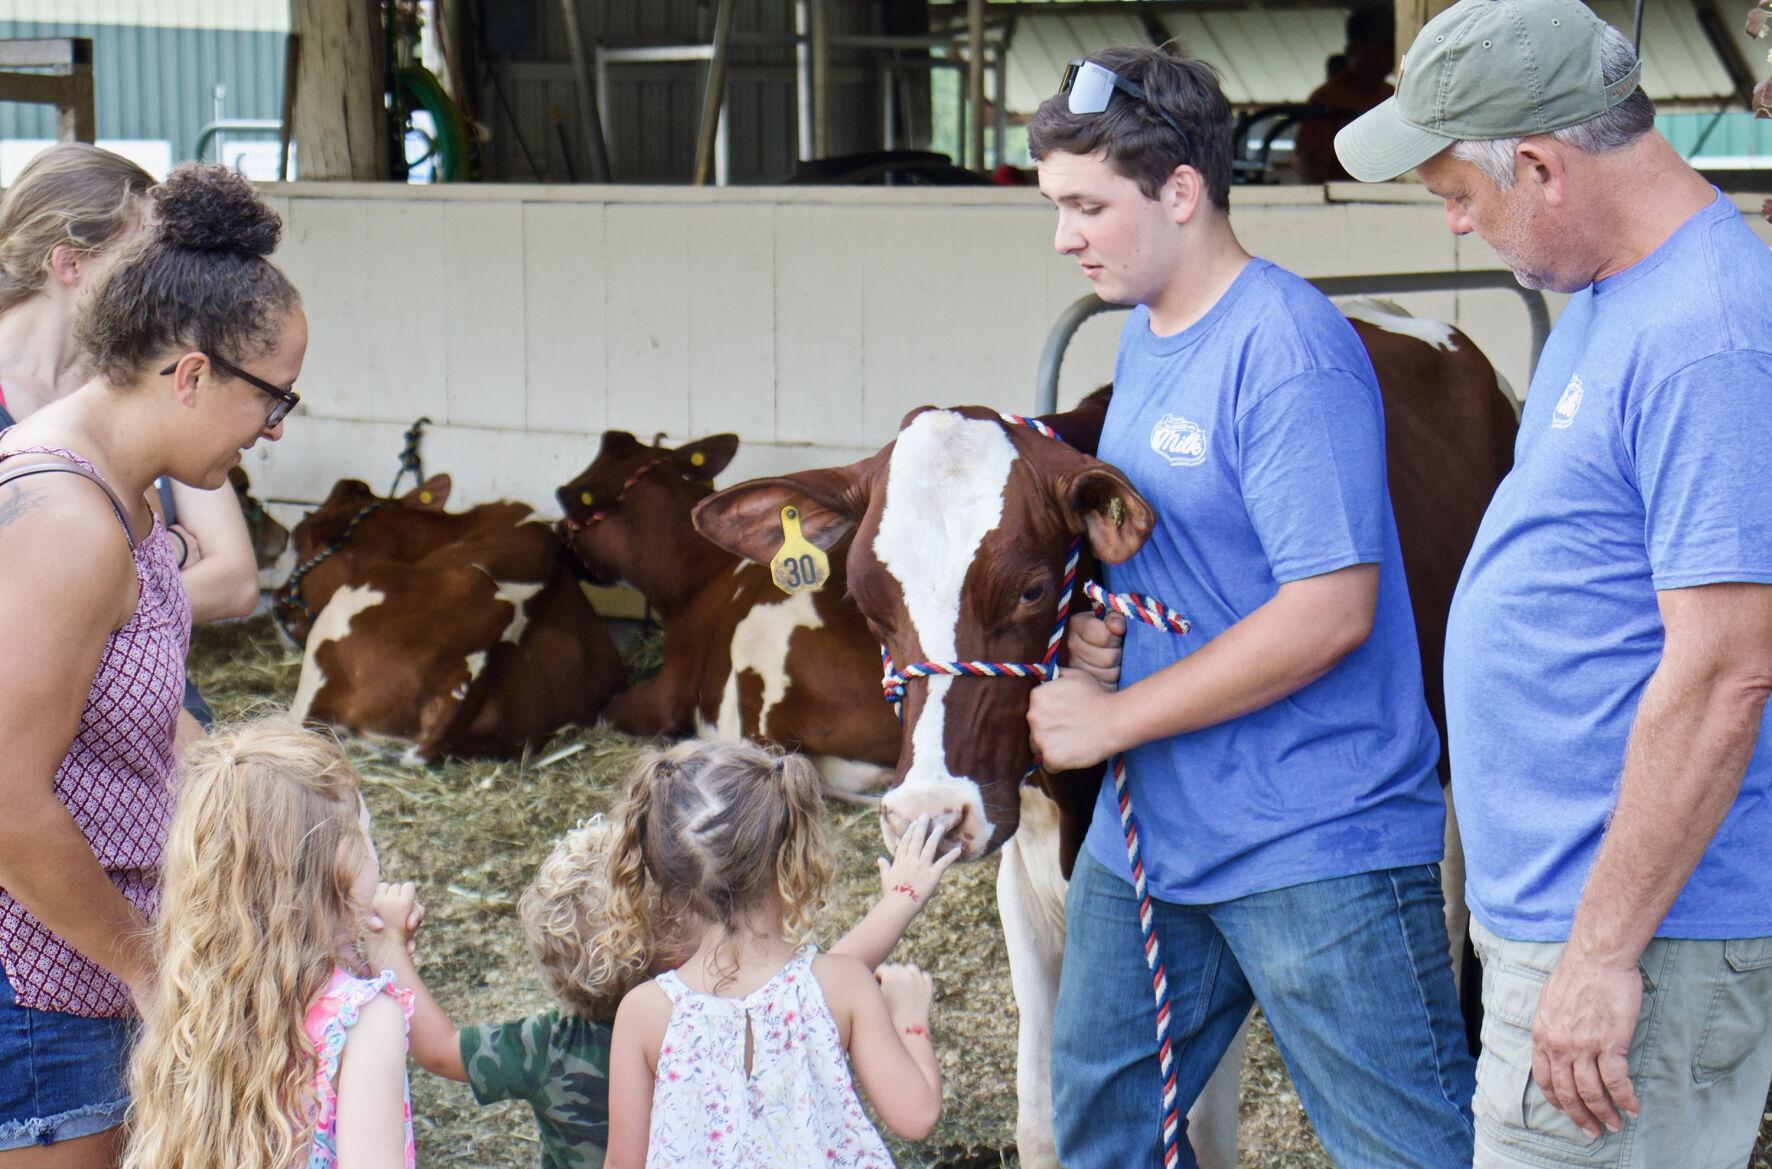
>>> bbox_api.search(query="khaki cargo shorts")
[1471,919,1772,1169]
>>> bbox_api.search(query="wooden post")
[967,0,985,170]
[1395,0,1457,66]
[0,38,95,143]
[289,0,389,180]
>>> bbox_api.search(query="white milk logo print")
[1551,374,1583,429]
[1150,413,1207,467]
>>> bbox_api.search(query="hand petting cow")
[554,430,899,797]
[279,475,625,762]
[692,302,1517,1169]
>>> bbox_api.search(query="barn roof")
[997,0,1741,112]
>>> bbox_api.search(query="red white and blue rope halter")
[876,410,1195,1169]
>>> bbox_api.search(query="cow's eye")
[1019,583,1046,605]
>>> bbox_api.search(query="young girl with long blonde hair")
[124,719,415,1169]
[605,740,950,1169]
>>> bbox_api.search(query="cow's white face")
[872,410,1019,857]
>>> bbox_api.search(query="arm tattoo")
[0,482,43,536]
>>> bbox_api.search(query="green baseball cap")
[1335,0,1643,182]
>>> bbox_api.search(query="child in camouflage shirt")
[368,808,960,1169]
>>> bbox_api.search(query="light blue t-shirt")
[1446,192,1772,941]
[1083,259,1445,904]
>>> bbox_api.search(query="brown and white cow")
[694,302,1517,1169]
[554,431,899,794]
[282,477,624,762]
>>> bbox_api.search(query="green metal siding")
[0,19,285,162]
[1663,112,1772,162]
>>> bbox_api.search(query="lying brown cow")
[694,301,1516,1169]
[282,476,624,761]
[555,431,898,795]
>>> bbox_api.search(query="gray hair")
[1448,24,1655,189]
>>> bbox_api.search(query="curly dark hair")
[1027,44,1234,211]
[73,163,300,385]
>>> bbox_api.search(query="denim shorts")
[0,973,135,1150]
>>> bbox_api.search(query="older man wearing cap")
[1337,1,1772,1167]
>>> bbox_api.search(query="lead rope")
[1083,578,1192,1167]
[874,410,1194,1168]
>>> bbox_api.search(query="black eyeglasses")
[1059,59,1193,159]
[160,352,300,428]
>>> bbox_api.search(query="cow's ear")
[672,434,739,482]
[400,474,452,510]
[693,463,870,565]
[599,430,641,458]
[1062,464,1154,564]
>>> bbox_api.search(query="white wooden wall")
[252,180,1772,522]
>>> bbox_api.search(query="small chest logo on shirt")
[1150,413,1207,467]
[1551,374,1583,430]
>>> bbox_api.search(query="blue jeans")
[1052,848,1475,1169]
[0,975,134,1150]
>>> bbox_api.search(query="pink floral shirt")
[302,968,417,1169]
[647,947,894,1169]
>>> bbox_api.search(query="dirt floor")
[190,616,1772,1168]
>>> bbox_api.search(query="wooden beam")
[1395,0,1457,67]
[289,0,389,180]
[0,37,95,143]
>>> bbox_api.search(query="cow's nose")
[881,803,970,859]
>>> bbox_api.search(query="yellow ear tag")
[419,490,434,505]
[1108,496,1125,529]
[689,451,706,467]
[580,491,594,507]
[770,505,829,595]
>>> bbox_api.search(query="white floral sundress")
[646,947,894,1168]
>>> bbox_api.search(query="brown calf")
[284,477,624,761]
[556,431,899,792]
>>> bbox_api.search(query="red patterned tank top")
[0,444,190,1017]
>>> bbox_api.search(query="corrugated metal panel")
[490,0,875,181]
[1590,0,1733,102]
[1004,12,1150,111]
[1001,0,1738,113]
[0,0,284,31]
[0,19,283,161]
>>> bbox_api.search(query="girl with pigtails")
[602,741,953,1169]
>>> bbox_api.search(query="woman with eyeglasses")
[0,162,304,1169]
[0,143,265,745]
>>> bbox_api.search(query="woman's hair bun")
[150,163,281,258]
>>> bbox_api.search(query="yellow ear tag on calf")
[419,490,434,505]
[690,451,706,467]
[770,505,829,595]
[1108,496,1125,529]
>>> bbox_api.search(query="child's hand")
[876,963,934,1030]
[876,815,962,910]
[366,882,422,962]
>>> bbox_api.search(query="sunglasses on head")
[160,352,300,428]
[1059,59,1193,158]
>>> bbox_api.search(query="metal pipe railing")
[1033,270,1551,414]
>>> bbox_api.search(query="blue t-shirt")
[1082,259,1445,903]
[1446,192,1772,942]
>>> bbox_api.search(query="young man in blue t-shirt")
[1338,1,1772,1166]
[1025,45,1474,1169]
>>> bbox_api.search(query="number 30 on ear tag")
[770,505,829,595]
